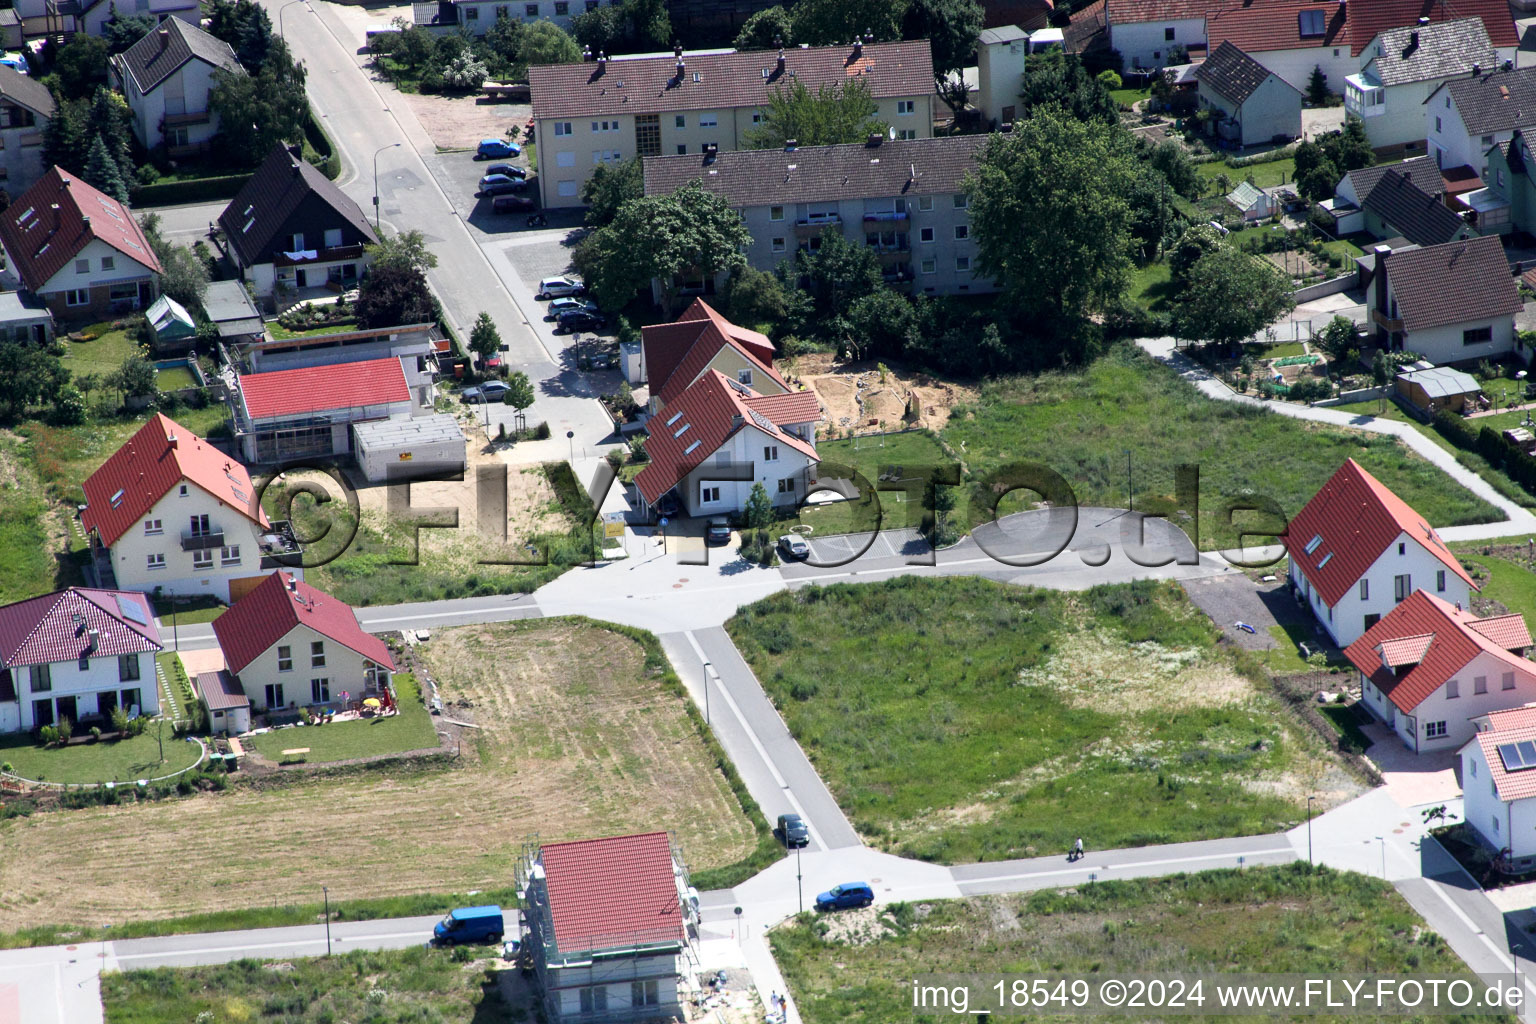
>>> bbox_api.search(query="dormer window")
[1304,534,1323,555]
[1298,9,1325,37]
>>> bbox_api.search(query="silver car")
[779,534,811,559]
[537,276,585,300]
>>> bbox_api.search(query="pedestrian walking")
[1072,837,1084,861]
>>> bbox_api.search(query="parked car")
[705,517,732,545]
[433,905,504,945]
[815,882,874,912]
[655,493,680,518]
[554,309,605,333]
[461,381,511,403]
[537,276,586,300]
[492,194,537,214]
[477,174,527,197]
[545,297,599,320]
[484,163,527,179]
[476,138,520,159]
[779,534,811,560]
[777,812,810,847]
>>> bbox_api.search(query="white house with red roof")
[635,369,820,518]
[517,830,697,1023]
[231,355,433,464]
[1345,590,1536,753]
[211,571,395,716]
[79,413,302,603]
[1282,458,1475,647]
[0,167,161,321]
[0,587,161,734]
[1461,705,1536,870]
[637,299,782,403]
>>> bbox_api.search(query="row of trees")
[733,0,982,79]
[372,14,581,91]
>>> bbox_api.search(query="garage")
[352,414,466,483]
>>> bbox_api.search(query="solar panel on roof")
[1499,742,1526,770]
[1518,740,1536,765]
[115,594,147,625]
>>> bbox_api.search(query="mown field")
[727,576,1360,863]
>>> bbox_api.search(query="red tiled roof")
[636,370,819,504]
[1207,1,1344,54]
[1346,0,1516,55]
[643,300,784,406]
[1481,703,1536,732]
[0,588,161,667]
[80,413,269,548]
[196,669,248,711]
[238,357,410,419]
[1469,613,1534,650]
[681,298,775,357]
[530,41,933,121]
[1474,724,1536,801]
[1281,458,1476,608]
[540,831,683,956]
[657,328,787,406]
[1106,0,1211,23]
[0,167,160,292]
[744,391,821,424]
[1344,590,1532,711]
[212,572,394,675]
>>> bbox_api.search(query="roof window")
[1304,533,1323,554]
[1298,9,1325,37]
[683,439,701,455]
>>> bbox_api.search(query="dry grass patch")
[0,620,754,931]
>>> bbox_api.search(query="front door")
[55,695,77,725]
[32,698,52,727]
[98,690,117,717]
[294,268,308,288]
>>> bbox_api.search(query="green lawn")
[1196,155,1296,189]
[941,345,1503,550]
[0,730,201,785]
[245,674,440,764]
[1453,545,1536,623]
[1110,85,1150,108]
[0,432,56,605]
[772,865,1499,1024]
[727,577,1346,862]
[266,319,358,341]
[1129,260,1175,310]
[150,596,225,625]
[101,946,507,1024]
[60,325,140,381]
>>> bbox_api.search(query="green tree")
[734,5,793,50]
[928,475,958,543]
[140,214,211,309]
[469,311,502,361]
[722,265,787,326]
[519,19,582,69]
[1172,247,1294,349]
[1146,139,1199,200]
[744,482,773,531]
[441,50,488,90]
[900,0,982,77]
[1315,315,1357,361]
[368,229,438,274]
[1097,69,1122,90]
[50,383,87,425]
[503,369,535,430]
[1018,48,1118,124]
[1305,65,1329,106]
[355,264,435,328]
[572,0,670,55]
[103,11,156,55]
[965,107,1136,333]
[206,0,273,70]
[1125,162,1183,260]
[779,230,882,342]
[580,158,643,227]
[573,181,750,314]
[1167,223,1224,289]
[485,14,524,65]
[846,287,917,361]
[209,39,308,167]
[112,354,157,400]
[792,0,905,46]
[0,342,68,420]
[52,34,110,100]
[84,133,129,203]
[744,77,888,150]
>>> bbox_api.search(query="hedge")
[304,108,342,181]
[131,173,251,207]
[1434,408,1536,494]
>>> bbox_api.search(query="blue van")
[815,882,874,912]
[433,905,504,945]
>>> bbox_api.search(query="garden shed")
[352,413,465,482]
[1394,363,1482,415]
[146,294,196,353]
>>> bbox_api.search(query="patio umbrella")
[363,698,381,708]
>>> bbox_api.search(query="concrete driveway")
[1181,574,1314,650]
[1363,721,1465,808]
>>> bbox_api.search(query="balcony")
[793,215,841,235]
[863,210,908,223]
[872,245,910,261]
[272,243,368,268]
[181,529,225,552]
[1370,308,1404,333]
[163,110,211,127]
[258,519,304,569]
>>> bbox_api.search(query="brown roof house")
[0,166,160,321]
[0,65,53,194]
[111,18,243,157]
[1363,233,1521,362]
[1343,18,1495,154]
[1193,41,1302,148]
[528,40,936,209]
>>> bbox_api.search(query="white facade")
[0,97,46,192]
[1288,534,1471,648]
[548,954,682,1022]
[115,48,225,153]
[681,423,817,518]
[78,0,198,37]
[1427,86,1506,172]
[1107,17,1205,71]
[1361,651,1536,753]
[10,651,156,732]
[1239,46,1354,95]
[105,483,275,603]
[415,0,579,35]
[1198,71,1301,148]
[976,27,1027,127]
[235,622,391,713]
[1345,73,1440,153]
[1462,740,1536,867]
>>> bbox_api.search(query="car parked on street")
[545,297,599,320]
[777,812,810,847]
[476,138,520,159]
[779,534,811,560]
[705,517,732,545]
[461,381,511,403]
[432,905,504,945]
[484,163,527,179]
[477,174,527,197]
[554,308,605,333]
[492,194,537,214]
[537,276,586,300]
[815,882,874,911]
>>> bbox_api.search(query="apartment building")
[528,39,935,209]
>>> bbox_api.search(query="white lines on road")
[958,846,1296,887]
[1414,878,1536,1016]
[361,603,536,627]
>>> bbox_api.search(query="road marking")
[0,981,15,1024]
[1415,877,1536,1017]
[957,846,1296,885]
[362,603,535,627]
[113,930,426,962]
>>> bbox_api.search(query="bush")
[89,726,101,742]
[57,716,72,744]
[110,705,130,735]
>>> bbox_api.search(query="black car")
[554,309,605,333]
[777,813,810,848]
[492,194,537,214]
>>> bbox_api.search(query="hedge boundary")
[1433,408,1536,496]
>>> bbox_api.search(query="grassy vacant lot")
[788,432,951,537]
[1196,155,1296,189]
[0,731,201,785]
[772,865,1494,1024]
[1454,544,1536,622]
[245,674,440,764]
[728,577,1358,863]
[0,619,758,932]
[102,946,504,1024]
[941,346,1501,550]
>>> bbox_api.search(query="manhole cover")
[673,583,683,589]
[678,578,689,583]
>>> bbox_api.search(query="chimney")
[167,433,177,449]
[597,52,607,72]
[703,142,717,163]
[87,628,99,650]
[1473,63,1480,76]
[852,37,863,59]
[1507,59,1516,72]
[784,138,797,151]
[1372,243,1392,317]
[1408,29,1418,49]
[582,44,591,60]
[866,132,883,147]
[157,26,169,48]
[674,42,682,58]
[676,58,685,79]
[776,48,785,74]
[1417,15,1428,24]
[286,574,297,591]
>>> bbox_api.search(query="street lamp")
[323,885,332,956]
[1123,449,1132,512]
[277,0,310,37]
[796,843,803,915]
[1306,795,1315,867]
[702,661,712,726]
[372,142,401,232]
[1375,835,1386,878]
